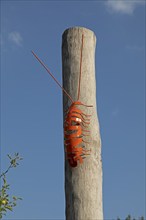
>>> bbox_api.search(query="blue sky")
[1,0,145,219]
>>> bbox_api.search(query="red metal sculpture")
[32,34,92,167]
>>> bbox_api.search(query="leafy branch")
[0,153,23,179]
[117,215,145,220]
[0,153,23,219]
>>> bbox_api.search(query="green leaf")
[3,176,6,184]
[5,206,13,211]
[7,154,12,160]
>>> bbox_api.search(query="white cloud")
[8,31,23,46]
[105,0,145,15]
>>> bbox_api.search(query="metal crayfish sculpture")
[32,34,92,167]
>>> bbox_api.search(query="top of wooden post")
[62,26,96,41]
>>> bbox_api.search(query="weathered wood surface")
[62,27,103,220]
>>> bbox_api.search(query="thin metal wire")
[77,34,84,101]
[31,51,74,103]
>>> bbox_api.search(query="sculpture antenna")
[77,34,84,101]
[31,51,74,103]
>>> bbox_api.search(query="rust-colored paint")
[64,101,92,167]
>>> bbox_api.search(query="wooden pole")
[62,27,103,220]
